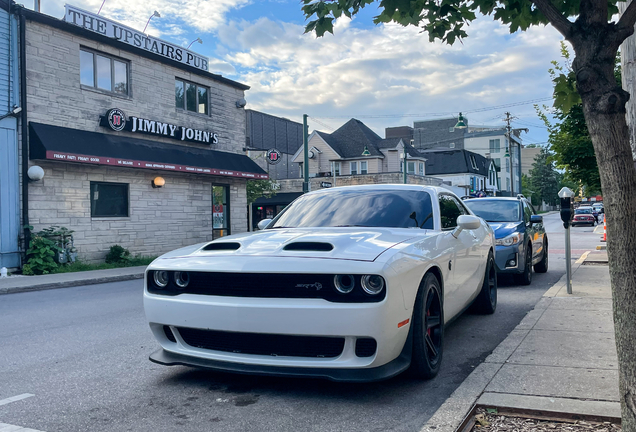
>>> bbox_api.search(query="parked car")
[572,207,597,226]
[463,196,548,285]
[144,185,497,382]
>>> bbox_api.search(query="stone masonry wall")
[29,162,247,262]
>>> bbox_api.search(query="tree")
[537,44,620,195]
[246,179,278,204]
[521,174,540,207]
[529,147,560,207]
[302,1,636,428]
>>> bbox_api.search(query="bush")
[105,245,131,264]
[24,235,60,275]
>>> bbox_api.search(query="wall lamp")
[236,98,247,108]
[152,176,166,188]
[27,165,45,182]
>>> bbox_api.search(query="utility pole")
[303,114,309,193]
[503,112,515,196]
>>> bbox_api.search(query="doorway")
[212,185,230,240]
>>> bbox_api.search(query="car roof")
[464,197,522,202]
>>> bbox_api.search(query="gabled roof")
[421,149,489,176]
[327,119,384,158]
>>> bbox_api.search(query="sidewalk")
[422,250,618,432]
[0,266,147,295]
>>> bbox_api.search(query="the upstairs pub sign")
[65,5,209,71]
[100,108,219,145]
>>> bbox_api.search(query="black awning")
[253,192,303,206]
[29,122,268,180]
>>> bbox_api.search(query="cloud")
[215,16,562,142]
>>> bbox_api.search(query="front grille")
[176,327,345,358]
[147,271,385,303]
[163,325,177,342]
[355,338,377,357]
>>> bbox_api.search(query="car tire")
[534,238,548,273]
[471,250,497,314]
[514,245,533,286]
[410,273,444,380]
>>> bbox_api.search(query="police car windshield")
[463,200,521,222]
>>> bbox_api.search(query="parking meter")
[558,187,575,229]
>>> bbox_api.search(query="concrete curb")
[0,267,146,295]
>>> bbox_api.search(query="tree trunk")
[619,0,636,161]
[573,38,636,431]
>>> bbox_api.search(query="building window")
[175,79,209,115]
[470,155,478,169]
[489,139,500,153]
[506,158,510,173]
[360,161,368,174]
[350,162,358,175]
[506,178,510,191]
[419,163,424,176]
[449,142,455,149]
[333,162,340,176]
[90,182,129,217]
[80,48,129,95]
[494,158,501,170]
[407,161,416,174]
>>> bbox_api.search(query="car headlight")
[334,275,355,294]
[153,270,169,288]
[496,233,522,246]
[174,271,189,288]
[361,275,385,295]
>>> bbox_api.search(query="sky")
[40,0,567,146]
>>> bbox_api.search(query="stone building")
[20,5,265,262]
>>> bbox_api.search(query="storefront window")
[175,78,209,115]
[90,182,129,218]
[213,185,230,239]
[80,48,129,95]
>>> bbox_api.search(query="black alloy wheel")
[515,245,533,286]
[472,251,497,314]
[534,239,548,273]
[410,273,444,379]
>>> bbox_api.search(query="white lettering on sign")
[65,5,209,71]
[128,116,216,144]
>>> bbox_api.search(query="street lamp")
[454,113,467,129]
[143,11,161,34]
[187,37,203,49]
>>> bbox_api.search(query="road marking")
[0,422,46,431]
[575,251,591,264]
[0,394,34,407]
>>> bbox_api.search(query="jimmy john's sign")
[100,108,219,145]
[65,5,209,71]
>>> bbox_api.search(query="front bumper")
[494,244,523,274]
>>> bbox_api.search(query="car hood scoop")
[193,228,420,262]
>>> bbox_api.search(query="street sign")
[320,182,332,188]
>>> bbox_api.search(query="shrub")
[24,236,60,275]
[105,245,131,264]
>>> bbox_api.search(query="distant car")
[463,196,548,285]
[144,185,497,382]
[572,207,597,226]
[592,203,604,216]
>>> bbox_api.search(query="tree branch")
[530,0,574,39]
[617,0,636,36]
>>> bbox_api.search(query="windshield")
[268,189,434,229]
[463,199,521,222]
[576,208,593,214]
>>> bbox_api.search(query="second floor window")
[175,79,209,115]
[350,162,358,175]
[80,49,128,95]
[506,158,510,173]
[360,161,368,174]
[489,139,500,153]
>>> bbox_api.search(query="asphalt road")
[0,212,604,432]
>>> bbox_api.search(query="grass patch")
[51,256,157,274]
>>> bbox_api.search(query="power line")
[310,97,553,120]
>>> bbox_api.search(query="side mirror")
[530,215,543,224]
[257,219,272,230]
[452,215,481,238]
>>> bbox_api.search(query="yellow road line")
[575,251,591,264]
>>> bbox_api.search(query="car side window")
[522,202,532,225]
[439,195,466,230]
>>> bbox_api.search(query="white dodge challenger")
[144,185,497,382]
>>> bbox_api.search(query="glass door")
[212,185,230,239]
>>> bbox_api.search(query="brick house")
[20,5,265,263]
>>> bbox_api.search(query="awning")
[29,122,268,180]
[252,192,303,206]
